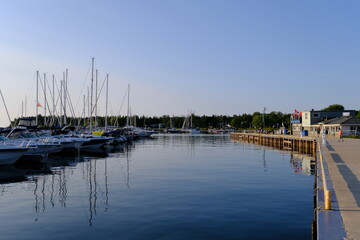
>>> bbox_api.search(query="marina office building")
[292,109,360,137]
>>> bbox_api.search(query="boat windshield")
[0,136,9,141]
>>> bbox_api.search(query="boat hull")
[0,148,29,165]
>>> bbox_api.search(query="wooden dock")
[230,132,317,155]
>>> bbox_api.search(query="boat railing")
[19,140,32,148]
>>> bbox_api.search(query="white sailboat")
[181,112,200,134]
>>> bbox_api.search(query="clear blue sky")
[0,0,359,126]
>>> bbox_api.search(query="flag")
[293,109,302,117]
[37,103,42,107]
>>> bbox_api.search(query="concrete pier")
[319,137,360,240]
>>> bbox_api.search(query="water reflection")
[290,153,316,175]
[153,134,230,156]
[0,165,27,183]
[234,141,315,176]
[0,137,314,239]
[0,143,128,225]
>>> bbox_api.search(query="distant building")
[301,109,356,127]
[314,116,360,137]
[292,109,360,137]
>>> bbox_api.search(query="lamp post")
[263,107,266,129]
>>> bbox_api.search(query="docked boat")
[180,128,201,134]
[165,128,182,134]
[78,134,111,150]
[0,143,32,165]
[181,112,200,134]
[5,128,64,156]
[124,126,156,138]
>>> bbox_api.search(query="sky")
[0,0,359,126]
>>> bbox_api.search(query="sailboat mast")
[126,84,130,126]
[105,74,109,132]
[25,96,27,117]
[90,58,94,132]
[87,87,90,126]
[190,110,193,128]
[36,71,39,125]
[95,69,98,128]
[0,89,14,128]
[64,69,68,125]
[44,73,47,127]
[60,79,63,126]
[83,94,86,127]
[52,75,55,125]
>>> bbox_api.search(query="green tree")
[356,111,360,118]
[322,104,345,111]
[252,115,263,128]
[230,115,242,128]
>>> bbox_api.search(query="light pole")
[263,107,266,129]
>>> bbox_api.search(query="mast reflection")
[20,144,131,226]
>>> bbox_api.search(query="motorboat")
[5,128,64,156]
[124,126,156,138]
[79,134,113,150]
[0,143,33,165]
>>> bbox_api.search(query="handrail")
[318,137,332,210]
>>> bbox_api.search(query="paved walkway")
[322,137,360,240]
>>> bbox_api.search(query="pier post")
[325,190,332,210]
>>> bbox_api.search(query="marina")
[0,134,314,240]
[1,1,359,239]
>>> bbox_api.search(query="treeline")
[11,104,358,129]
[12,111,291,129]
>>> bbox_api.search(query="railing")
[318,137,331,210]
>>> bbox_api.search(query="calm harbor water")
[0,134,314,240]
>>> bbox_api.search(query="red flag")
[293,109,302,117]
[37,103,42,107]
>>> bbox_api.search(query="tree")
[252,115,263,128]
[322,104,345,111]
[356,111,360,118]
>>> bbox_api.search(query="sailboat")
[123,84,156,138]
[181,112,200,134]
